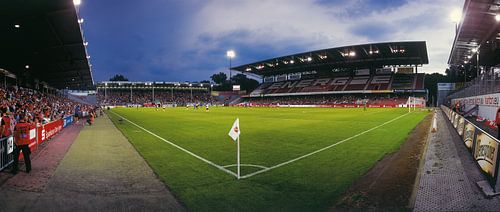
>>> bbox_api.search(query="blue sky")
[79,0,464,82]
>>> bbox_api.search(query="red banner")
[37,120,64,145]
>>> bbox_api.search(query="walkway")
[0,116,184,211]
[413,109,500,211]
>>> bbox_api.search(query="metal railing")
[0,136,14,171]
[448,67,500,100]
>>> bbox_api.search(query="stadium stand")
[232,42,429,107]
[0,0,95,172]
[250,73,424,97]
[96,81,214,106]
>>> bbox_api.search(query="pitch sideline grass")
[107,107,428,211]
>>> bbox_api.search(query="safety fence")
[447,67,500,100]
[0,136,14,171]
[441,105,500,192]
[0,115,74,172]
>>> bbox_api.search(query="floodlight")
[14,24,20,28]
[471,48,477,53]
[73,0,81,6]
[25,65,29,69]
[450,8,461,23]
[306,57,312,62]
[467,55,472,59]
[290,60,294,64]
[464,60,468,64]
[84,42,88,46]
[349,51,356,57]
[226,50,235,58]
[78,19,84,24]
[496,14,500,22]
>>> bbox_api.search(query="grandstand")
[232,41,428,107]
[95,81,215,106]
[438,0,500,196]
[0,0,97,172]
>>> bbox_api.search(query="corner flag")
[228,118,240,141]
[228,118,241,179]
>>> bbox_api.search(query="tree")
[210,72,227,84]
[200,80,210,83]
[231,73,260,92]
[109,74,129,81]
[424,73,449,106]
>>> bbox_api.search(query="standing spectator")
[1,110,14,138]
[12,114,33,174]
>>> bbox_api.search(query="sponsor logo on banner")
[463,122,475,151]
[437,83,456,91]
[7,137,13,154]
[474,132,499,178]
[452,93,500,107]
[453,113,459,128]
[457,117,465,136]
[29,129,36,140]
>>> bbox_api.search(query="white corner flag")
[228,118,240,141]
[228,118,241,179]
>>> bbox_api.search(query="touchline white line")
[110,111,238,178]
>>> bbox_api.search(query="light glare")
[450,8,462,23]
[226,50,235,58]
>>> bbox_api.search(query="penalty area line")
[240,112,411,179]
[109,111,238,178]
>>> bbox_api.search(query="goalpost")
[407,96,425,112]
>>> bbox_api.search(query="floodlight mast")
[227,50,235,83]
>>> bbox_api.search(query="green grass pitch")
[107,107,428,211]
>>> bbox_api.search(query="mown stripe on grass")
[111,109,411,180]
[239,112,410,179]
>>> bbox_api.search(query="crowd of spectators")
[97,90,214,106]
[242,95,409,106]
[0,86,93,127]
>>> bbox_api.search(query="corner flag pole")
[228,118,241,180]
[237,135,240,179]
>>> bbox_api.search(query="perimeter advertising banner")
[63,116,73,128]
[474,131,499,178]
[452,93,500,107]
[38,120,64,144]
[453,113,460,128]
[463,122,476,151]
[457,117,465,136]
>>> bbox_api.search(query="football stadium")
[1,0,500,211]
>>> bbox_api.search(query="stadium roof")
[232,41,428,76]
[448,0,500,66]
[0,0,93,89]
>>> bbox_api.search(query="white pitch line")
[223,164,269,170]
[240,112,411,179]
[110,111,238,178]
